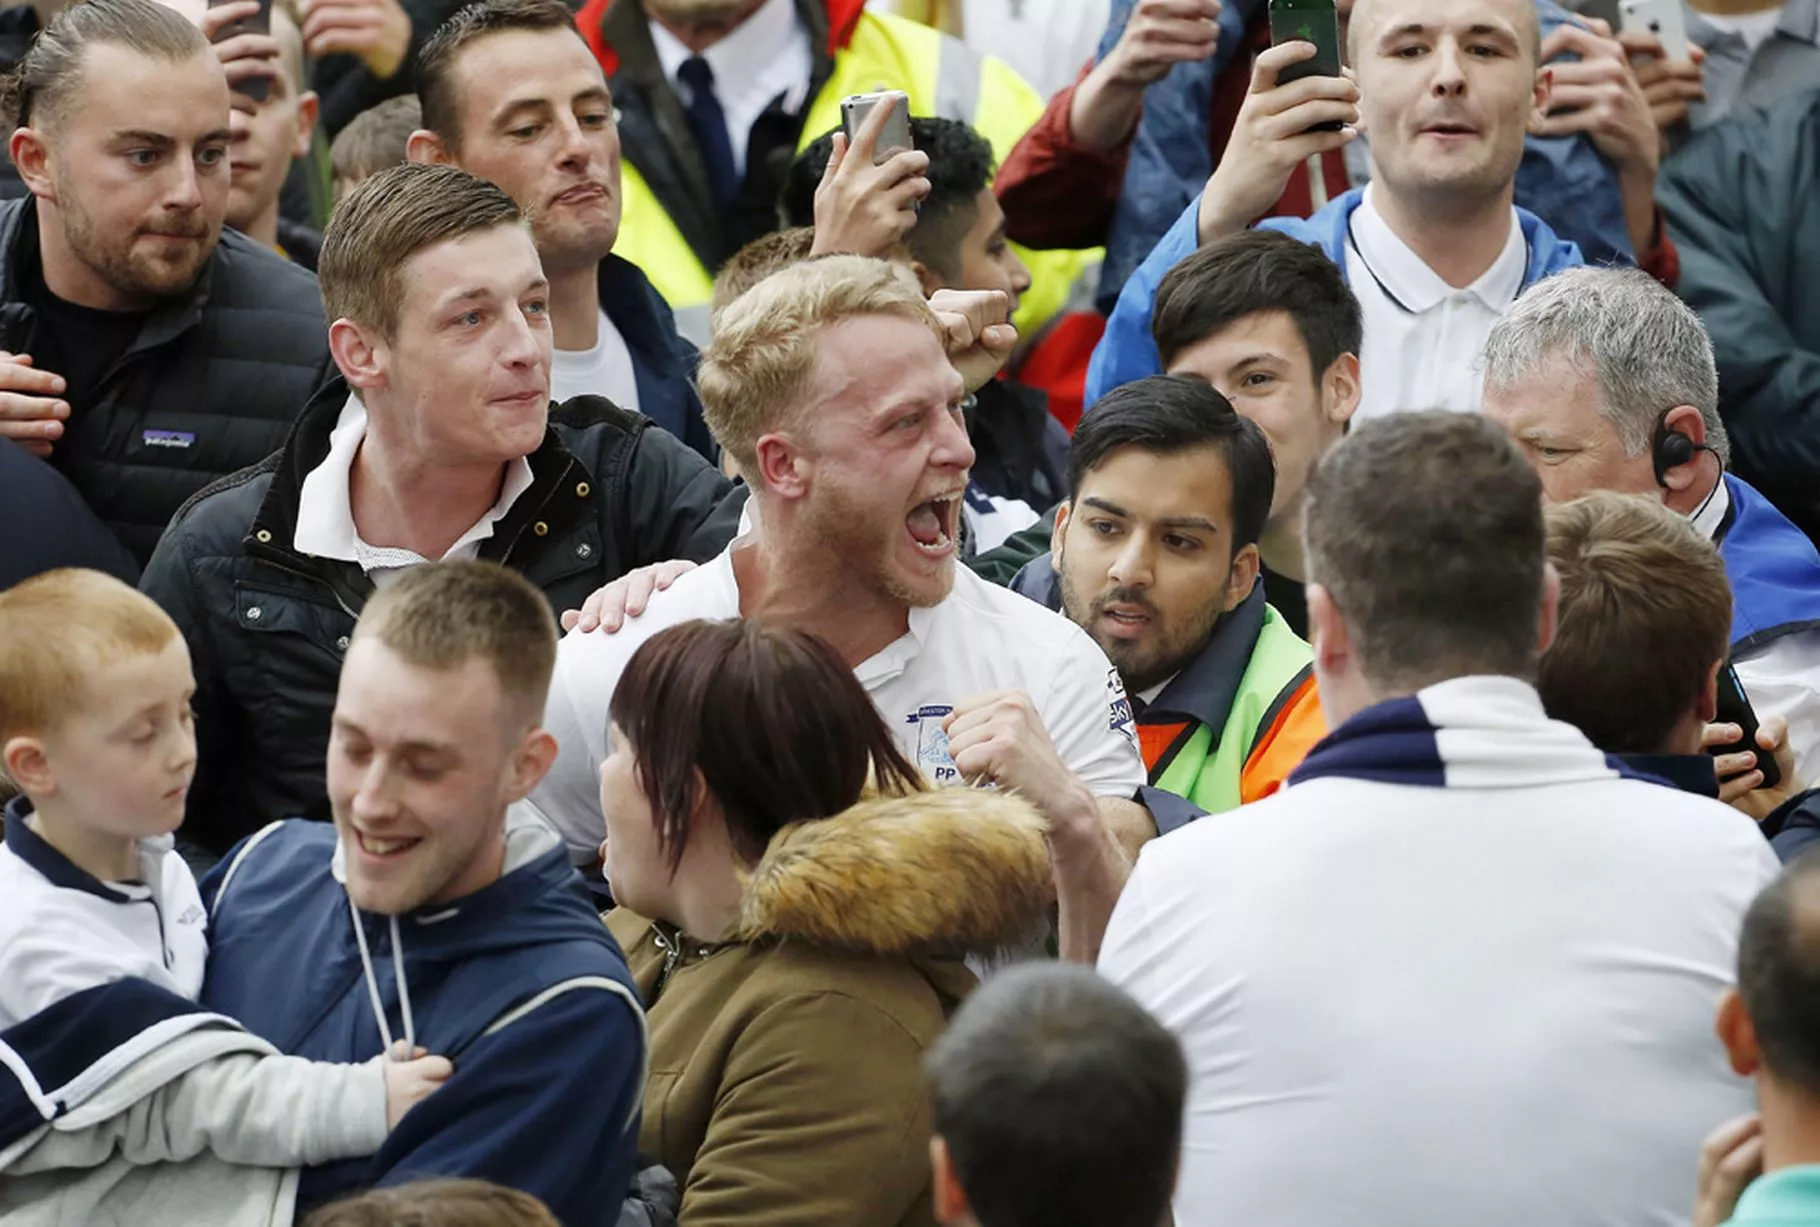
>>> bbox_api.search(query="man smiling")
[141,163,737,859]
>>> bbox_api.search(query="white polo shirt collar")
[294,394,537,578]
[1348,183,1527,315]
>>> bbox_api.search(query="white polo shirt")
[0,802,209,1029]
[293,396,536,584]
[532,547,1146,861]
[1345,184,1528,421]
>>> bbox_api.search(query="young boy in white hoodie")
[0,568,451,1226]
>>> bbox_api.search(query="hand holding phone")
[204,0,277,103]
[1711,663,1783,791]
[840,91,913,165]
[1268,0,1344,131]
[1619,0,1690,63]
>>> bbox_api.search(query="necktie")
[677,56,740,212]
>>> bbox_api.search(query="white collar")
[294,394,537,571]
[1350,184,1528,314]
[1691,474,1732,541]
[648,0,809,108]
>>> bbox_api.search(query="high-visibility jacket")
[1139,598,1324,815]
[578,0,1098,345]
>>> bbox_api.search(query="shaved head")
[1348,0,1541,64]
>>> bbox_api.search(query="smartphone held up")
[841,90,913,165]
[1268,0,1344,131]
[208,0,273,103]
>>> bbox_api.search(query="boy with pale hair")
[0,569,448,1227]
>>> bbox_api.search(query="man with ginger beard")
[533,256,1150,964]
[0,0,330,566]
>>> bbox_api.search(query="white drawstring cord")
[349,895,417,1059]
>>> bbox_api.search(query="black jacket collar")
[243,375,596,598]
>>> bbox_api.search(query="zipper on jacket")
[246,550,362,621]
[651,928,683,999]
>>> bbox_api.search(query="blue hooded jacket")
[199,813,646,1226]
[1086,187,1584,404]
[1090,0,1636,313]
[1718,472,1820,654]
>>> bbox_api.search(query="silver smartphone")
[840,90,913,165]
[1619,0,1690,60]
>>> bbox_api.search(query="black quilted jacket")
[0,197,333,565]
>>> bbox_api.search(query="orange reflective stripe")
[1139,721,1193,777]
[1239,674,1327,804]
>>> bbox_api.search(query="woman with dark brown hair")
[598,618,1052,1227]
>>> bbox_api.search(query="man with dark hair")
[1694,854,1820,1227]
[406,0,713,458]
[199,559,647,1224]
[785,115,1068,520]
[140,161,737,859]
[973,228,1361,638]
[0,0,331,565]
[1011,374,1323,823]
[1100,410,1777,1225]
[925,962,1186,1227]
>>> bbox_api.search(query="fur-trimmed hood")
[736,788,1052,958]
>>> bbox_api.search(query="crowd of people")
[1,0,1819,1222]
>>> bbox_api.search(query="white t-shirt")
[0,808,208,1029]
[1702,6,1784,51]
[1344,184,1528,421]
[532,548,1146,860]
[1099,677,1776,1227]
[550,308,642,414]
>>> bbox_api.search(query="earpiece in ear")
[1651,411,1698,486]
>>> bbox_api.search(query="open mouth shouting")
[906,492,964,558]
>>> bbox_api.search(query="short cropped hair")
[330,94,421,187]
[1482,266,1730,466]
[303,1178,559,1227]
[0,0,206,133]
[710,226,817,318]
[416,0,579,144]
[1153,229,1361,382]
[0,569,180,744]
[1070,375,1275,556]
[1305,411,1547,691]
[926,962,1187,1227]
[319,162,524,341]
[271,0,306,94]
[1539,493,1732,754]
[1737,854,1820,1097]
[350,561,557,729]
[782,116,994,282]
[697,254,942,478]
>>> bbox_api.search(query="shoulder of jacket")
[165,458,279,541]
[210,231,325,316]
[551,394,650,442]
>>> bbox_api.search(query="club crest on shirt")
[904,703,960,784]
[1107,668,1137,745]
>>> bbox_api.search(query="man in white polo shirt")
[1099,411,1776,1226]
[1088,0,1650,416]
[534,256,1149,962]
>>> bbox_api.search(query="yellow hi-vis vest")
[613,9,1100,344]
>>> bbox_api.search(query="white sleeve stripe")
[481,975,649,1137]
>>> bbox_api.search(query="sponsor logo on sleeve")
[1108,668,1137,745]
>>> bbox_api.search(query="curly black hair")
[778,115,996,282]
